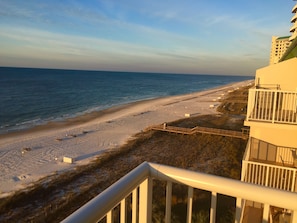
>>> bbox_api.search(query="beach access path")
[0,80,253,196]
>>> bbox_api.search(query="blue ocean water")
[0,67,252,134]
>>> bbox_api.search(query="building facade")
[269,36,291,65]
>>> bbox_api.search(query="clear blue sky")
[0,0,295,75]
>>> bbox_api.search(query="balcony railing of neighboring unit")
[246,88,297,124]
[62,162,297,223]
[242,160,297,192]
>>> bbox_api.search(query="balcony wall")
[255,58,297,91]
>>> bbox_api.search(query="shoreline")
[0,80,253,196]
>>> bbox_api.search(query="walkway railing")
[62,162,297,223]
[149,124,249,139]
[246,89,297,124]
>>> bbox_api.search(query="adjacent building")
[269,36,291,65]
[270,2,297,65]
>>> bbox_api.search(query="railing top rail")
[249,88,297,93]
[242,160,297,171]
[63,162,297,223]
[148,163,297,210]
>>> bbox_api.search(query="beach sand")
[0,80,253,196]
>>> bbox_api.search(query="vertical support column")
[132,188,138,223]
[139,178,152,223]
[235,198,242,223]
[186,187,193,223]
[210,192,217,223]
[165,181,172,223]
[121,199,126,223]
[262,204,270,223]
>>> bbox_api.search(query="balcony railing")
[242,160,297,192]
[246,89,297,124]
[62,162,297,223]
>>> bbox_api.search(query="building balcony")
[62,162,297,223]
[242,137,297,192]
[246,88,297,125]
[293,4,297,14]
[290,23,297,33]
[291,13,297,23]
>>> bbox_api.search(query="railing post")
[272,90,277,123]
[120,199,126,223]
[187,187,193,223]
[107,211,112,223]
[291,170,296,192]
[241,161,247,182]
[246,89,254,121]
[265,166,270,187]
[210,192,217,223]
[165,181,172,223]
[262,204,269,223]
[132,188,138,223]
[292,211,297,223]
[235,198,242,223]
[139,177,152,223]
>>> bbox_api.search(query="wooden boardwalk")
[149,124,249,139]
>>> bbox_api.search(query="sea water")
[0,67,252,134]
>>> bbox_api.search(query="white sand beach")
[0,80,253,196]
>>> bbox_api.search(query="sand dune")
[0,80,253,196]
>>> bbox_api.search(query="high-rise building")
[269,36,291,65]
[269,2,297,65]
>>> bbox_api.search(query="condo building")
[269,36,291,65]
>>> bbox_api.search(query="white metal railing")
[242,160,297,192]
[62,162,297,223]
[246,89,297,124]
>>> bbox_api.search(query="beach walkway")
[149,124,249,139]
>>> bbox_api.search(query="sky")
[0,0,295,76]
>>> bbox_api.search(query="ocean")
[0,67,252,134]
